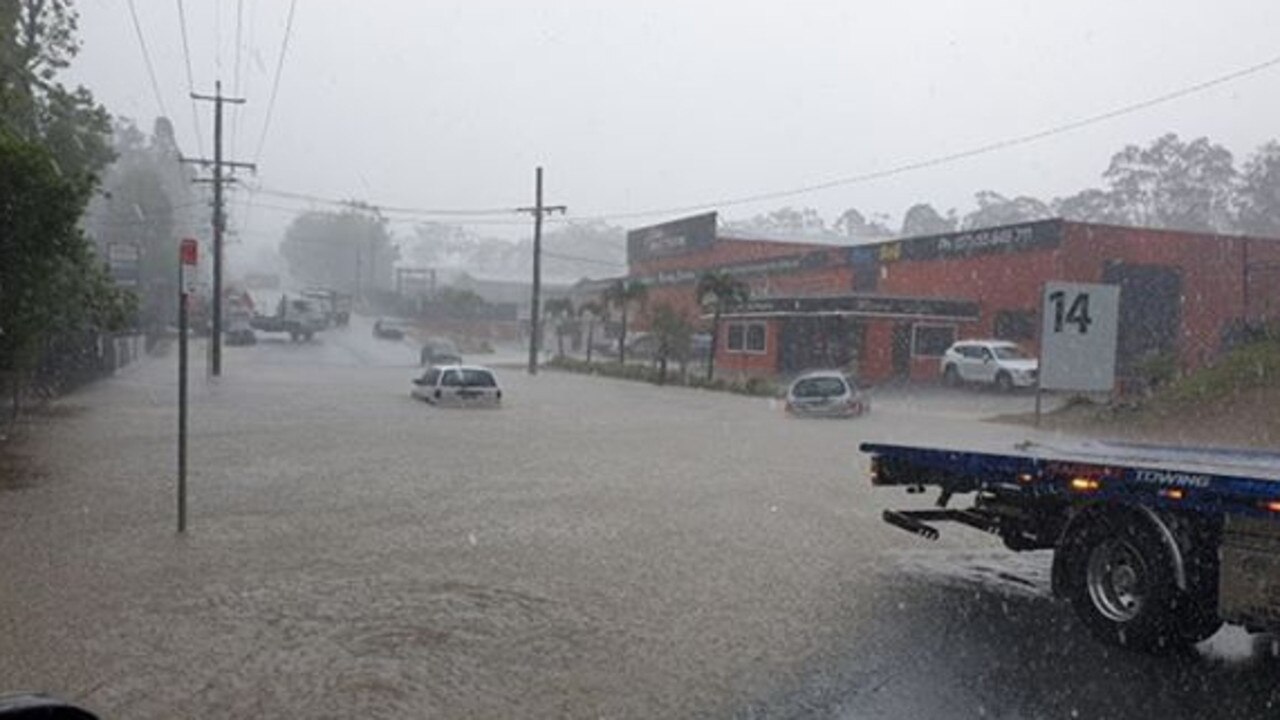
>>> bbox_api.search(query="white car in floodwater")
[411,365,503,407]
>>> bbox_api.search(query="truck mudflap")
[1220,515,1280,631]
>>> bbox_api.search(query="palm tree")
[696,271,750,381]
[649,303,693,385]
[603,279,648,364]
[544,297,574,357]
[578,300,605,363]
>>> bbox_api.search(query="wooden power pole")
[518,167,566,375]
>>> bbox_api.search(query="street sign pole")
[178,238,198,533]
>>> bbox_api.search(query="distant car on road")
[420,337,462,367]
[412,365,502,407]
[784,371,870,418]
[940,340,1038,391]
[372,319,406,340]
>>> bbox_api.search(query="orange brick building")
[598,213,1280,384]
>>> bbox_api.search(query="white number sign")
[1039,281,1120,392]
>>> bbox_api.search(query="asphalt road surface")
[1,320,1276,719]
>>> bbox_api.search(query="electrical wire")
[562,51,1280,223]
[124,0,170,121]
[253,0,299,165]
[231,0,245,157]
[174,0,204,155]
[252,185,521,217]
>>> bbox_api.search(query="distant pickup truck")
[250,295,326,342]
[863,439,1280,653]
[302,288,352,327]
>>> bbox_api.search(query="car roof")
[792,370,849,381]
[953,339,1019,347]
[432,364,496,374]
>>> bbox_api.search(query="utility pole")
[184,81,254,377]
[517,167,566,375]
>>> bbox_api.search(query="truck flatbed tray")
[860,439,1280,519]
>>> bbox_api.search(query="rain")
[2,2,1280,718]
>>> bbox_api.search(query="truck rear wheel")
[1058,509,1189,652]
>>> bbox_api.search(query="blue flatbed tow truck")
[861,439,1280,652]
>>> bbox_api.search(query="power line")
[253,0,299,164]
[564,50,1280,224]
[542,250,626,268]
[124,0,170,121]
[174,0,204,154]
[252,185,521,217]
[231,0,245,157]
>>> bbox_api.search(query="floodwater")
[1,318,1275,719]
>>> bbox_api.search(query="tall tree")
[543,297,574,358]
[2,0,113,179]
[648,303,693,385]
[961,191,1052,230]
[603,279,648,364]
[696,270,749,381]
[280,205,399,297]
[900,203,956,236]
[577,300,605,363]
[834,208,894,239]
[1052,188,1126,225]
[1237,141,1280,238]
[1,130,133,413]
[1102,133,1237,233]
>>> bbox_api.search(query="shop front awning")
[711,294,980,323]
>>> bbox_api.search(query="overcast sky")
[70,0,1280,250]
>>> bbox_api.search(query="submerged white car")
[940,340,1038,391]
[411,365,503,407]
[784,371,871,418]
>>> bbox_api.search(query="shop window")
[726,322,766,354]
[912,324,955,358]
[995,309,1036,341]
[727,324,745,351]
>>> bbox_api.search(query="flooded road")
[1,321,1275,719]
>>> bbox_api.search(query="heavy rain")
[2,2,1279,718]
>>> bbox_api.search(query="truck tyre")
[1057,508,1189,652]
[942,365,960,387]
[994,371,1013,392]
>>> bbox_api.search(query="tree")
[1237,141,1280,238]
[961,191,1052,230]
[648,303,694,384]
[1102,133,1237,233]
[1,130,133,414]
[577,300,605,363]
[543,297,574,358]
[696,270,749,381]
[834,208,893,239]
[603,279,648,364]
[900,203,956,236]
[2,1,113,180]
[280,205,399,297]
[727,206,828,237]
[1052,188,1126,225]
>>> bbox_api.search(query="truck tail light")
[1159,488,1186,501]
[1260,500,1280,513]
[1069,477,1101,493]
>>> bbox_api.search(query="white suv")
[941,340,1038,391]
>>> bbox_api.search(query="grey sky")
[71,0,1280,250]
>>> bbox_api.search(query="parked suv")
[941,340,1038,391]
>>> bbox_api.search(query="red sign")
[180,238,199,266]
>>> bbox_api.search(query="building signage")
[626,212,717,264]
[724,294,980,321]
[643,248,833,287]
[106,242,141,287]
[881,220,1062,263]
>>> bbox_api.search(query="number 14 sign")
[1039,281,1120,393]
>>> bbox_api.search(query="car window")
[993,346,1029,360]
[461,369,496,387]
[424,368,442,386]
[440,370,461,387]
[792,377,848,398]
